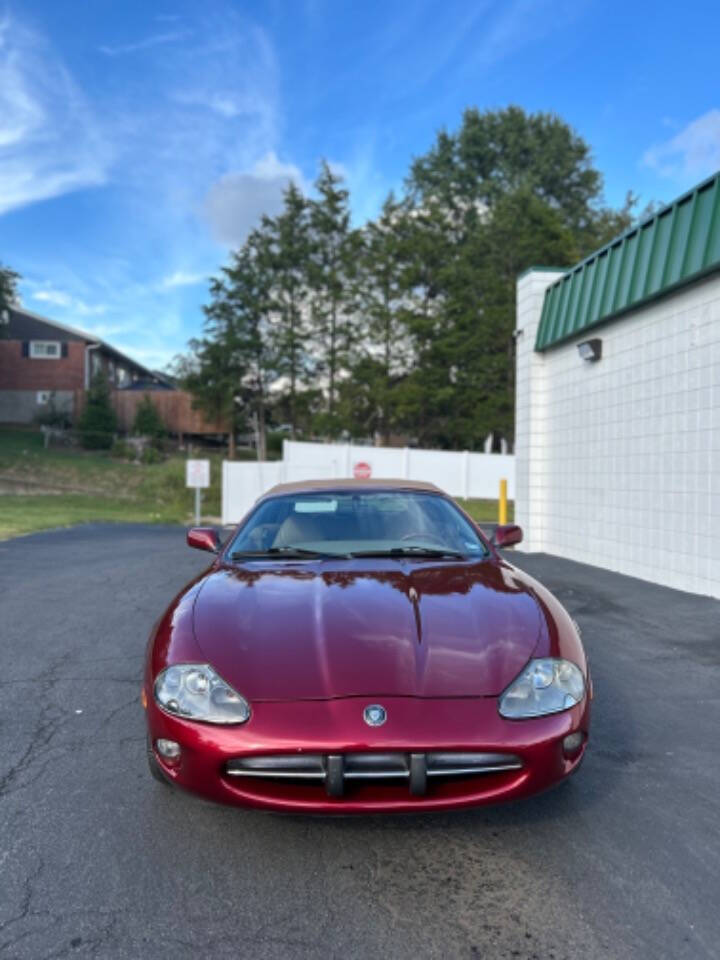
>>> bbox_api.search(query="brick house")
[0,305,170,424]
[0,304,228,436]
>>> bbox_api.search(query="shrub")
[79,373,117,449]
[111,439,135,459]
[133,394,165,441]
[266,430,285,457]
[140,445,163,465]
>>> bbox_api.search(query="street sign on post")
[186,459,210,525]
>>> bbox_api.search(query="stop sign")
[353,461,372,479]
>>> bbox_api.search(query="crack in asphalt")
[0,855,48,953]
[0,658,73,800]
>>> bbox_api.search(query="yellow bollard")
[498,478,508,526]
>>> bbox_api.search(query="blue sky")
[1,0,719,370]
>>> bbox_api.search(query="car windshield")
[227,491,488,559]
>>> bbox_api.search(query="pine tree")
[180,230,276,460]
[133,394,165,441]
[343,194,414,444]
[307,162,359,437]
[176,107,635,451]
[79,372,117,450]
[210,235,274,459]
[260,183,312,438]
[177,336,240,457]
[0,263,19,309]
[0,263,19,341]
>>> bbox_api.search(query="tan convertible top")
[259,478,442,501]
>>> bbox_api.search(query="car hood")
[192,560,542,701]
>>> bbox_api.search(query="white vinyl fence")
[222,440,515,525]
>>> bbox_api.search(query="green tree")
[133,394,165,440]
[0,263,19,340]
[409,105,630,254]
[179,106,636,451]
[400,106,635,445]
[396,187,580,446]
[178,231,276,459]
[342,193,415,444]
[79,372,117,450]
[260,183,312,438]
[207,235,274,458]
[0,263,19,307]
[177,332,246,458]
[307,162,360,437]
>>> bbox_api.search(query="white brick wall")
[515,269,720,599]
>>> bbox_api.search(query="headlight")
[498,658,585,719]
[154,664,250,724]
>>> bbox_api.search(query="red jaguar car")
[143,479,591,813]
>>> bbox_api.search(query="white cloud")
[104,18,282,235]
[2,8,304,366]
[99,32,187,57]
[32,289,72,308]
[0,16,109,215]
[0,9,287,237]
[158,270,207,290]
[204,96,244,118]
[203,151,307,246]
[642,109,720,180]
[470,0,549,70]
[173,89,263,119]
[32,288,107,316]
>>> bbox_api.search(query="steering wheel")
[400,532,446,546]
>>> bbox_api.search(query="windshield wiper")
[229,546,350,560]
[349,547,466,559]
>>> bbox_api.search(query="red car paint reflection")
[144,482,591,813]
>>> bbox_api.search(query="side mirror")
[492,524,523,549]
[187,527,220,553]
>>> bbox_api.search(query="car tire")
[146,736,171,786]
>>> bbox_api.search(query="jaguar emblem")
[364,704,387,727]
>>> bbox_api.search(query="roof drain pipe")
[85,342,101,388]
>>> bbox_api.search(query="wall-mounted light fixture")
[577,338,602,362]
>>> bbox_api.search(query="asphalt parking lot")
[1,524,718,960]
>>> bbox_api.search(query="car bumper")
[144,693,590,814]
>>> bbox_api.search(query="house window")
[30,341,61,359]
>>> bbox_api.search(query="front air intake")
[225,751,523,797]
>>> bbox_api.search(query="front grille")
[225,752,523,797]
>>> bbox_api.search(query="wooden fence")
[112,390,227,435]
[83,390,228,436]
[73,390,228,434]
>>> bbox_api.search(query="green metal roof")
[535,170,720,351]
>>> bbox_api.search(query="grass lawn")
[457,498,514,525]
[0,494,187,539]
[0,427,224,539]
[0,427,513,539]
